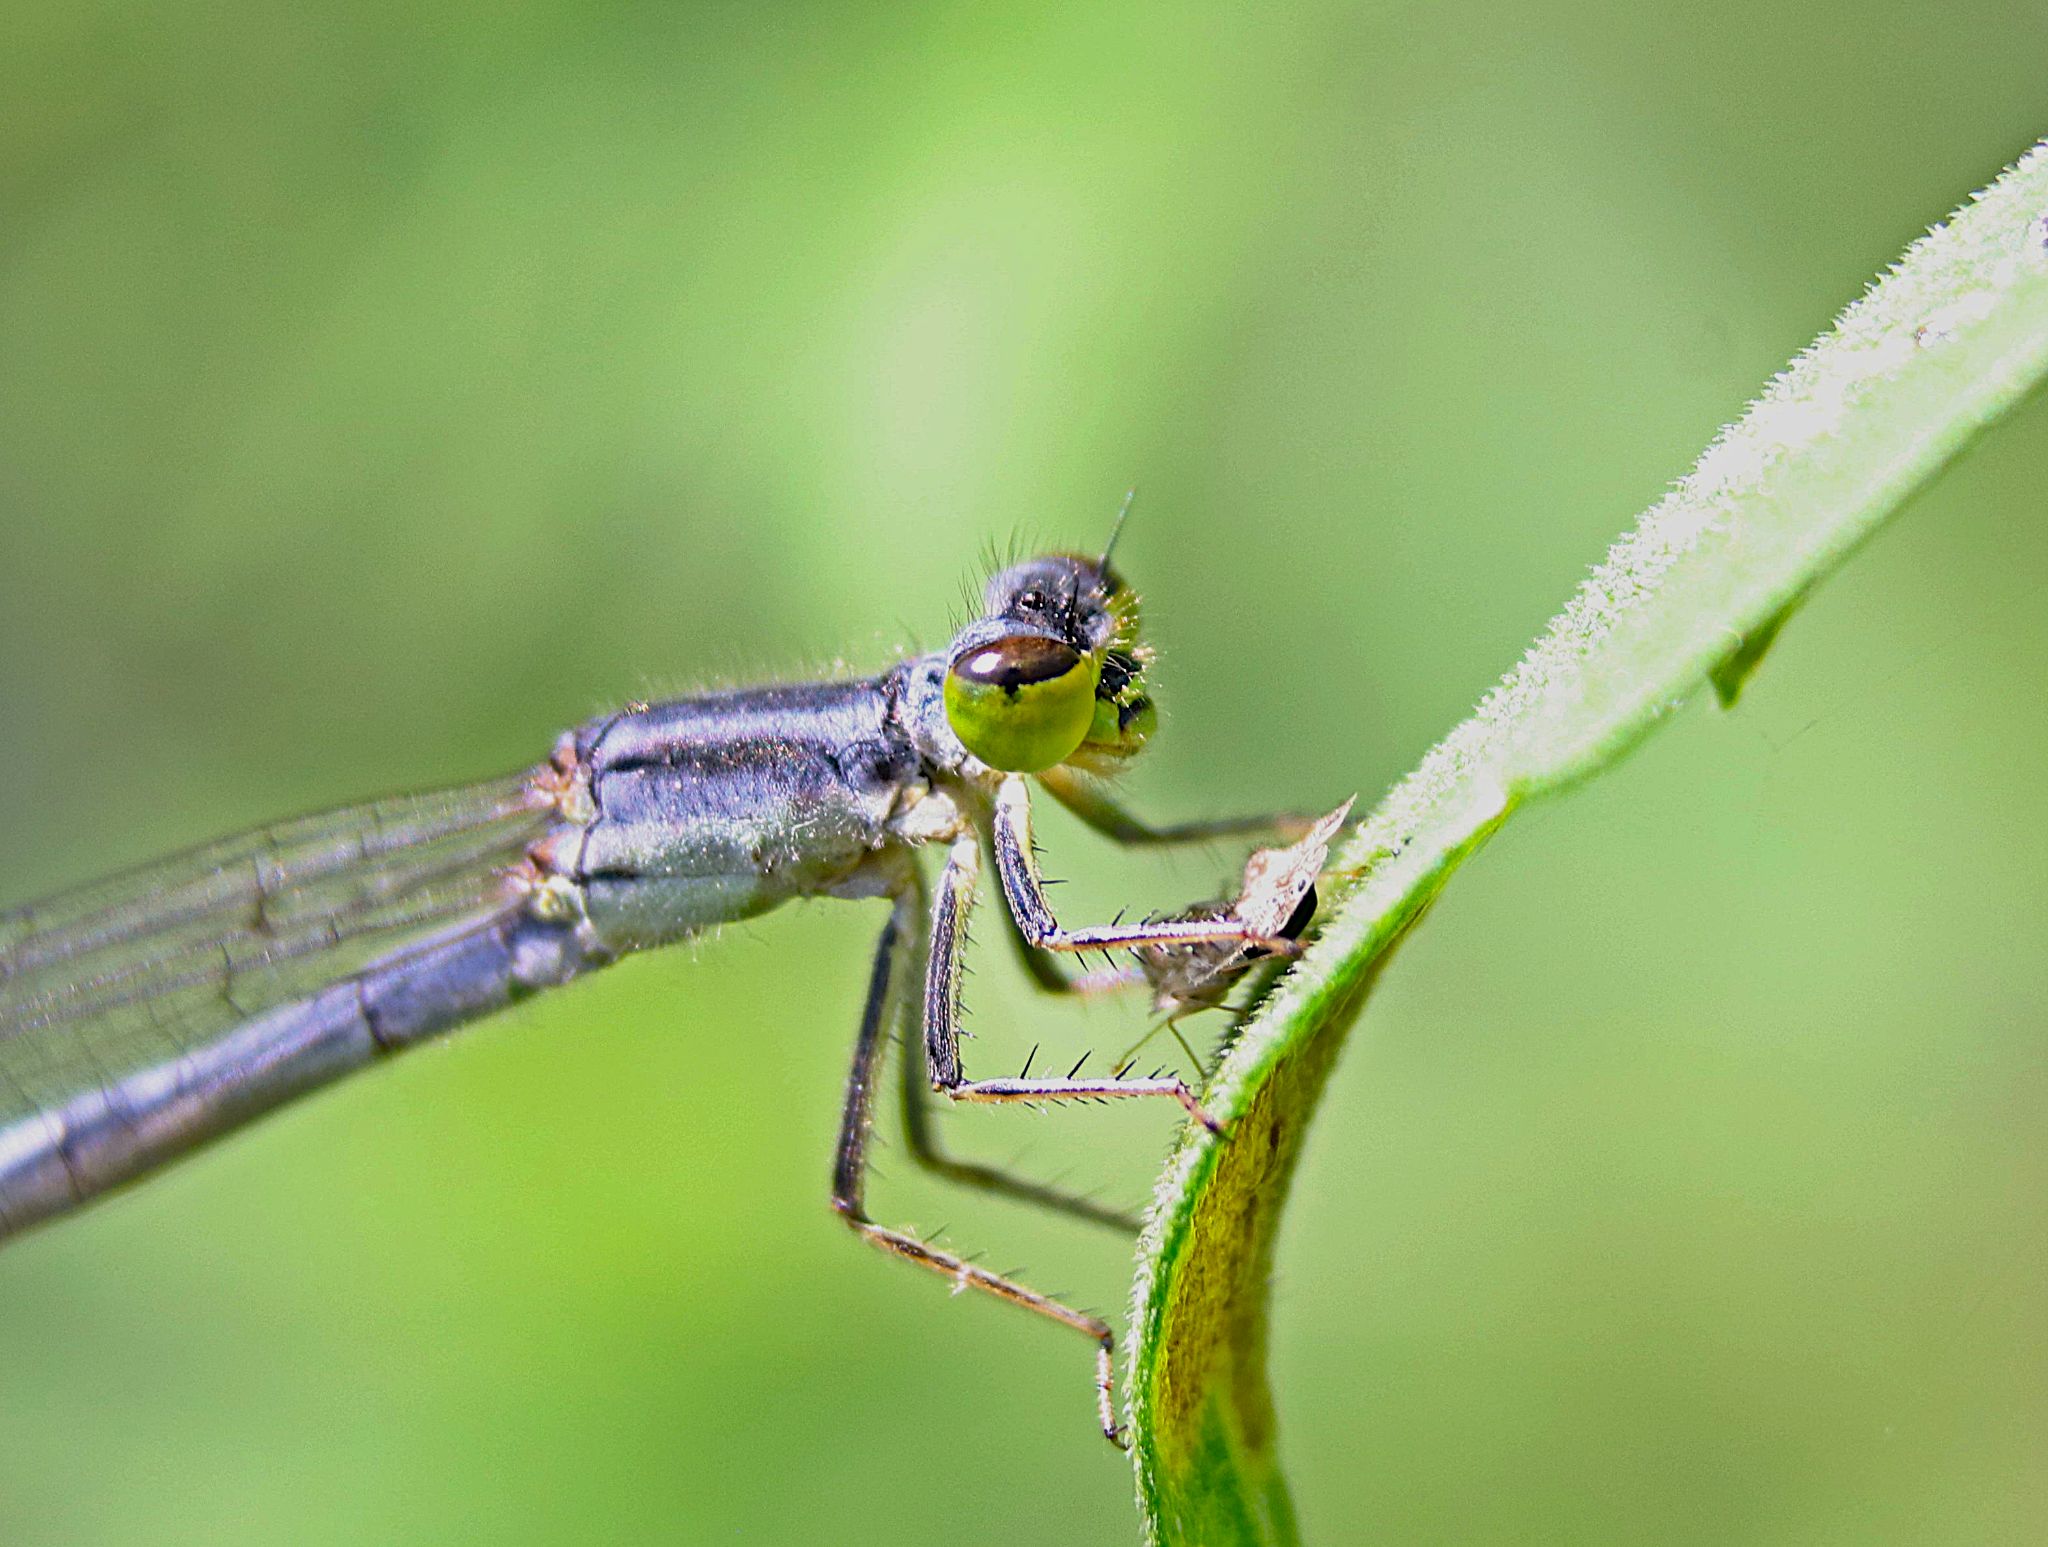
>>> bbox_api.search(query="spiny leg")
[1008,771,1316,993]
[831,873,1128,1445]
[891,857,1138,1233]
[994,830,1149,996]
[896,1034,1140,1235]
[1001,899,1093,995]
[990,777,1301,959]
[926,830,1228,1135]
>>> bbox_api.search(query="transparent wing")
[0,770,554,1131]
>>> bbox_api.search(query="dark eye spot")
[952,636,1083,696]
[1280,883,1318,940]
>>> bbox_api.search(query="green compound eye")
[943,635,1101,772]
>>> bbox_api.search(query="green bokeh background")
[2,6,2043,1544]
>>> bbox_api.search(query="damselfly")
[0,526,1310,1441]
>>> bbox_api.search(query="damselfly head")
[942,549,1155,774]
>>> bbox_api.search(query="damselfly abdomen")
[0,543,1309,1441]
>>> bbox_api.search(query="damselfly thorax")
[0,544,1315,1443]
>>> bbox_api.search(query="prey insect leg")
[831,868,1129,1445]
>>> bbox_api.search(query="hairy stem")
[1127,140,2048,1545]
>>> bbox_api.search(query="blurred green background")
[2,4,2043,1543]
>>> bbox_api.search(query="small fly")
[0,515,1314,1442]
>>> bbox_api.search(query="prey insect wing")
[1126,797,1354,1018]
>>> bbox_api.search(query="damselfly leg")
[928,830,1234,1133]
[996,778,1311,994]
[901,786,1316,1228]
[830,870,1129,1445]
[1,534,1338,1445]
[895,1005,1143,1236]
[833,780,1313,1444]
[1040,765,1316,848]
[988,778,1304,965]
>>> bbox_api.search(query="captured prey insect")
[0,532,1315,1442]
[1097,799,1352,1022]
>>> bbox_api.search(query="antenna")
[1101,487,1137,569]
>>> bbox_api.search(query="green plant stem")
[1127,139,2048,1545]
